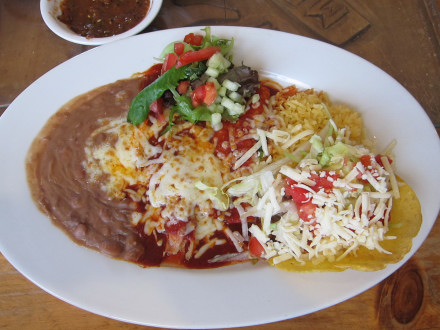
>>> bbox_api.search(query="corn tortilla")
[270,87,422,272]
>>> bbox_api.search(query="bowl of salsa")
[40,0,163,45]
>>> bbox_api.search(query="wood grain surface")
[1,0,439,329]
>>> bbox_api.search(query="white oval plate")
[0,27,439,329]
[40,0,163,45]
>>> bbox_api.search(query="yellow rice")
[274,86,364,145]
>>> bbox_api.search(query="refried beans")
[26,77,162,265]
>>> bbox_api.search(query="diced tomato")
[193,34,203,45]
[194,85,206,101]
[284,171,338,207]
[183,33,203,46]
[191,85,205,107]
[174,42,185,55]
[190,82,218,107]
[176,46,221,68]
[183,33,194,44]
[177,80,190,94]
[298,202,317,223]
[375,154,393,167]
[249,236,265,258]
[161,53,178,74]
[190,93,200,107]
[357,154,393,182]
[309,172,338,192]
[357,155,374,181]
[283,172,337,223]
[360,154,373,168]
[284,178,310,205]
[360,154,393,169]
[149,98,165,123]
[203,82,217,105]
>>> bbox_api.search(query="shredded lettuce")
[320,141,348,167]
[201,27,234,56]
[195,181,229,211]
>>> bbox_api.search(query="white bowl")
[40,0,163,46]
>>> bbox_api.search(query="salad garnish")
[127,27,259,132]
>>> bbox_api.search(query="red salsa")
[58,0,150,39]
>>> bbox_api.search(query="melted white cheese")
[82,114,269,258]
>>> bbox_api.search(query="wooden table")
[1,0,439,328]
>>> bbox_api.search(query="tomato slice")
[161,53,178,74]
[176,46,221,68]
[249,236,265,258]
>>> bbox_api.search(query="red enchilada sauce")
[212,84,278,169]
[58,0,150,38]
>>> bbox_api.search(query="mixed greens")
[127,27,259,132]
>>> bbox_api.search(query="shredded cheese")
[229,121,397,265]
[233,140,261,170]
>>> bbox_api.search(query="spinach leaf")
[185,62,207,81]
[127,65,188,125]
[161,88,212,134]
[170,89,212,123]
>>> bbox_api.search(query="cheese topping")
[226,118,398,265]
[81,85,284,261]
[147,124,226,221]
[81,78,398,267]
[83,118,232,254]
